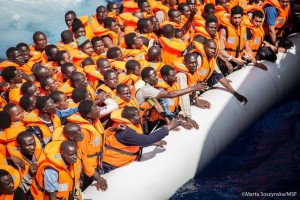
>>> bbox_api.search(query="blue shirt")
[44,167,59,192]
[56,107,78,118]
[264,5,278,26]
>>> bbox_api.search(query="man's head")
[161,24,175,38]
[77,36,94,56]
[174,28,184,39]
[184,53,198,74]
[21,82,40,96]
[116,84,131,102]
[4,103,24,122]
[203,3,215,19]
[71,18,86,38]
[121,106,141,125]
[65,10,76,28]
[160,65,177,85]
[125,32,144,49]
[107,47,124,61]
[216,0,229,12]
[104,70,119,89]
[20,94,37,113]
[96,6,108,22]
[204,39,217,59]
[61,62,76,80]
[168,9,182,24]
[91,36,105,55]
[40,76,59,93]
[17,131,36,158]
[147,46,162,62]
[71,87,92,103]
[149,16,160,32]
[60,140,77,166]
[36,96,57,114]
[81,57,95,68]
[70,71,88,88]
[137,18,154,34]
[61,30,74,44]
[125,60,141,76]
[279,0,289,9]
[230,6,243,27]
[78,100,100,119]
[141,67,158,85]
[63,123,84,142]
[34,66,51,81]
[0,111,12,131]
[6,47,25,65]
[138,0,151,14]
[50,91,69,110]
[205,15,218,37]
[55,50,72,66]
[45,45,59,62]
[107,2,120,15]
[178,3,191,19]
[0,169,14,194]
[16,43,30,62]
[1,66,22,84]
[251,10,264,28]
[104,17,119,33]
[96,58,112,74]
[33,31,48,51]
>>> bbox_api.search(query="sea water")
[171,87,300,200]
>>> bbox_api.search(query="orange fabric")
[262,0,290,35]
[83,65,104,90]
[0,96,7,111]
[155,81,180,113]
[29,45,47,63]
[7,135,45,178]
[122,1,139,13]
[96,84,117,98]
[59,80,95,100]
[56,41,78,52]
[219,16,247,58]
[110,60,126,72]
[103,109,142,167]
[69,49,89,68]
[67,114,104,170]
[30,141,82,200]
[244,20,265,57]
[8,88,22,105]
[0,165,21,200]
[23,110,61,145]
[118,73,140,96]
[114,95,139,108]
[148,61,165,71]
[0,60,33,75]
[159,37,187,65]
[78,16,95,40]
[93,28,119,46]
[152,2,173,19]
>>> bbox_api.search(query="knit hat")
[76,36,90,48]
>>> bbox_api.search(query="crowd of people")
[0,0,297,199]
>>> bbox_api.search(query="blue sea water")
[171,87,300,200]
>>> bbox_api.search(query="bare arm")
[102,36,115,48]
[268,25,277,45]
[156,83,207,99]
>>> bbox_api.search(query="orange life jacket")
[244,4,264,17]
[118,13,139,31]
[118,73,140,96]
[93,28,119,46]
[22,110,61,145]
[56,40,78,52]
[29,45,47,64]
[152,2,172,19]
[244,20,264,57]
[109,60,127,72]
[75,16,95,40]
[0,122,26,157]
[123,45,148,61]
[30,141,82,200]
[83,65,104,90]
[0,96,6,111]
[0,165,21,200]
[154,80,180,113]
[148,61,165,71]
[219,16,248,58]
[59,80,95,100]
[159,37,187,65]
[122,1,139,13]
[262,0,290,35]
[0,60,33,75]
[8,87,22,105]
[67,114,104,169]
[69,49,89,68]
[96,84,117,98]
[103,108,142,167]
[7,135,45,178]
[51,126,95,177]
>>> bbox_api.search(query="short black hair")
[60,140,77,153]
[121,106,138,119]
[137,18,150,32]
[33,31,46,42]
[6,47,18,59]
[107,2,117,10]
[184,52,197,62]
[141,67,154,81]
[55,50,68,64]
[71,87,88,103]
[161,24,175,38]
[45,44,58,57]
[19,94,34,112]
[61,30,73,44]
[50,91,65,103]
[252,10,264,19]
[16,42,29,50]
[96,5,106,13]
[125,32,137,48]
[3,103,17,115]
[106,47,121,59]
[78,100,93,118]
[81,57,95,67]
[160,65,174,77]
[91,36,103,46]
[61,62,75,75]
[40,76,53,90]
[71,18,85,33]
[140,36,149,47]
[2,66,17,82]
[36,96,51,111]
[231,5,243,16]
[104,69,117,81]
[125,60,141,72]
[70,72,85,87]
[138,0,149,8]
[0,169,11,180]
[168,8,179,18]
[205,15,218,27]
[204,3,215,13]
[65,10,76,18]
[17,131,33,146]
[0,111,12,130]
[178,3,188,12]
[21,82,34,95]
[116,83,130,94]
[104,17,116,28]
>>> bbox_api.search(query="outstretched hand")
[234,93,248,105]
[153,140,167,148]
[195,99,211,109]
[167,119,181,130]
[94,172,108,191]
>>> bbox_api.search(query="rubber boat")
[83,33,300,200]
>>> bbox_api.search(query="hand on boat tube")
[186,118,199,130]
[195,99,211,109]
[234,92,248,105]
[193,82,209,92]
[93,172,108,191]
[153,140,167,148]
[167,119,181,130]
